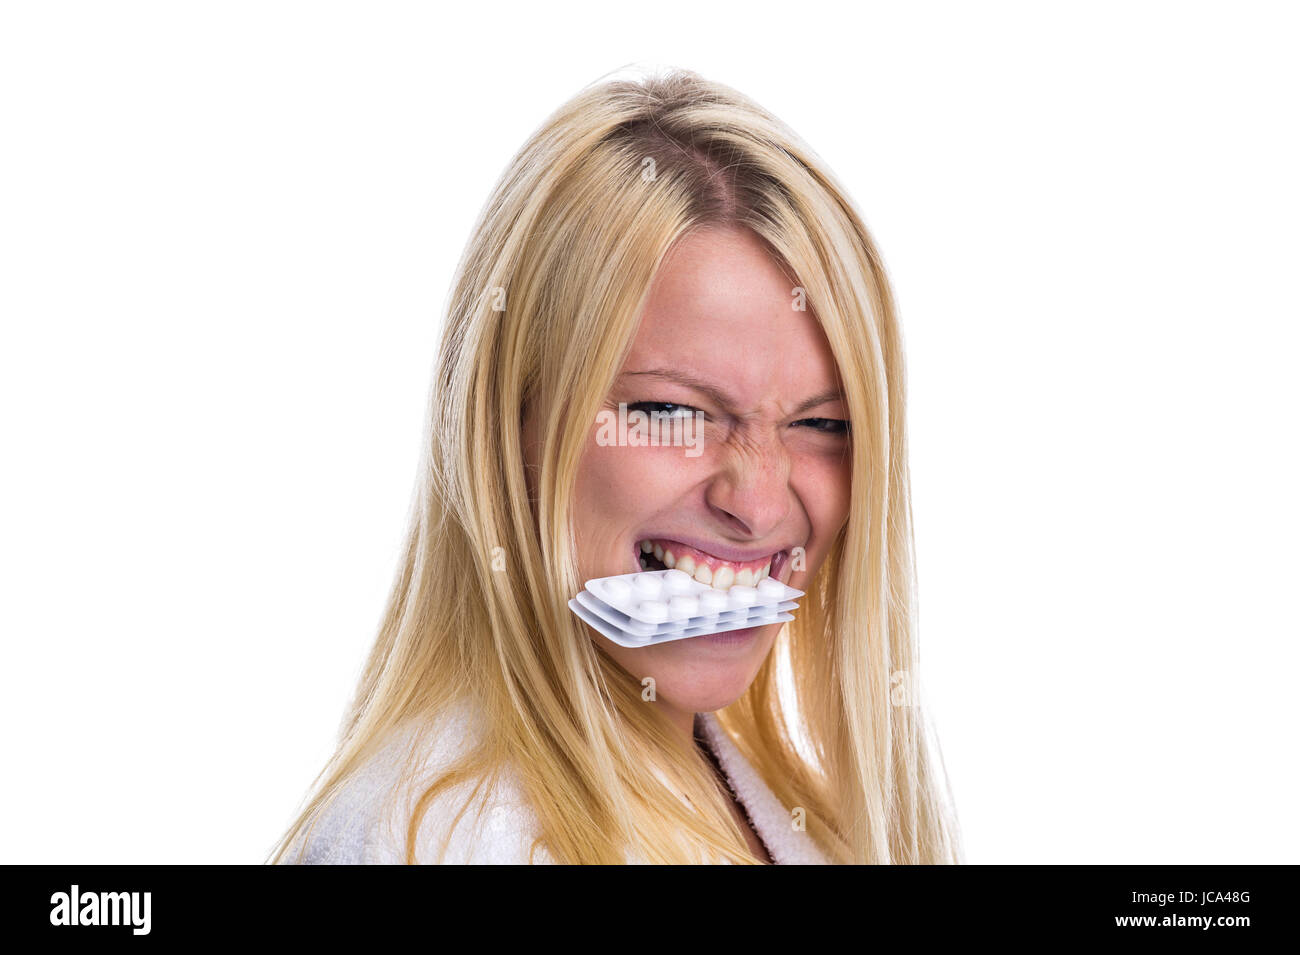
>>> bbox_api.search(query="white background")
[2,1,1296,864]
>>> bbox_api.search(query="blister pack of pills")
[568,568,804,648]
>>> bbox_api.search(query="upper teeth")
[638,539,772,590]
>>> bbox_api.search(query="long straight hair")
[270,68,961,864]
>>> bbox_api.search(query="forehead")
[623,227,843,407]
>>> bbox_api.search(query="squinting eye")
[797,418,850,435]
[626,401,700,418]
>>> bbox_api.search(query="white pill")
[668,595,700,619]
[728,585,758,608]
[602,578,632,601]
[663,569,695,593]
[699,590,729,614]
[633,573,663,598]
[756,577,785,600]
[636,600,668,622]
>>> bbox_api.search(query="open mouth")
[633,537,788,589]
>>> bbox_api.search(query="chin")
[631,621,780,710]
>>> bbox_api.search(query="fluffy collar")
[694,711,831,865]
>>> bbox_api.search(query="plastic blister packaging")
[568,568,804,648]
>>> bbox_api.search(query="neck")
[656,699,701,746]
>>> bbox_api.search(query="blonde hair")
[270,67,961,864]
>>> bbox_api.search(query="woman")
[271,68,961,865]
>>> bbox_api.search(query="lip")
[695,625,764,647]
[629,534,796,583]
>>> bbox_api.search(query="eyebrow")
[620,368,845,417]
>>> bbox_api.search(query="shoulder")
[284,700,552,865]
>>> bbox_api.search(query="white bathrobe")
[286,704,830,865]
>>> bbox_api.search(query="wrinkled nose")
[703,431,793,539]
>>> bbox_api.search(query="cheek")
[572,440,684,571]
[797,448,853,544]
[576,434,703,518]
[574,437,639,517]
[829,455,853,522]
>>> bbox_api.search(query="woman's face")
[530,226,852,737]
